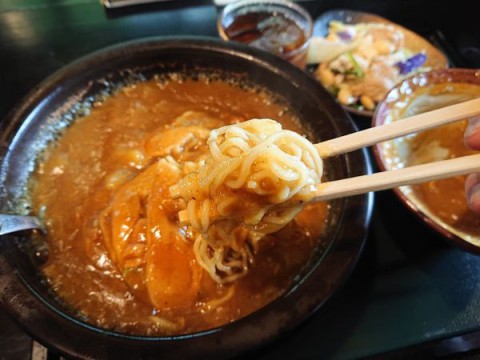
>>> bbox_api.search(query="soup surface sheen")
[31,76,328,336]
[382,82,480,239]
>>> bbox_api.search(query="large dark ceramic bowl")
[0,37,373,359]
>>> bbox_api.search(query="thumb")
[464,116,480,150]
[465,173,480,214]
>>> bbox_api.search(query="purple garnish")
[395,53,427,75]
[337,30,353,41]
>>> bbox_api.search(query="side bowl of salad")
[307,9,448,117]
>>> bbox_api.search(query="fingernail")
[465,116,480,138]
[468,183,480,213]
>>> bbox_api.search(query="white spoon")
[0,214,44,235]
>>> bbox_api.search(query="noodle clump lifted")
[170,119,323,283]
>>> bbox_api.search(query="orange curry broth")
[397,83,480,236]
[31,77,328,336]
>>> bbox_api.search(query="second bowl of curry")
[373,68,480,252]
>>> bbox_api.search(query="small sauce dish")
[217,0,313,68]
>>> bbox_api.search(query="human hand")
[464,116,480,214]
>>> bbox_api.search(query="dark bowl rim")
[0,35,373,358]
[372,67,480,254]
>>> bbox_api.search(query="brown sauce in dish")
[389,83,480,237]
[31,77,328,336]
[224,12,306,56]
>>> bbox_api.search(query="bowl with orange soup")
[0,37,372,359]
[373,68,480,252]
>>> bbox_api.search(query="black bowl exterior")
[0,37,373,359]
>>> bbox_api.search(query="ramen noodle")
[170,119,323,282]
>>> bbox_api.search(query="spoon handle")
[0,214,43,235]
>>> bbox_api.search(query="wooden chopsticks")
[313,98,480,202]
